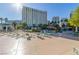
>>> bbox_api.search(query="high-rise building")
[22,6,47,27]
[52,16,60,24]
[70,11,74,19]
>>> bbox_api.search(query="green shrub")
[32,29,40,32]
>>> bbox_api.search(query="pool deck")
[0,31,79,55]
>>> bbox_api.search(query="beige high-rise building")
[22,6,47,27]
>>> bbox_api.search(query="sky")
[0,3,79,21]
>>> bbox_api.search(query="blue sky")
[0,3,79,21]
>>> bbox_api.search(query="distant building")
[8,20,21,25]
[0,17,21,32]
[0,18,13,31]
[52,16,60,24]
[70,11,73,18]
[22,6,47,27]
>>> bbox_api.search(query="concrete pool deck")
[0,32,79,55]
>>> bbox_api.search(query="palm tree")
[61,19,63,22]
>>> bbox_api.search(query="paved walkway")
[0,32,79,55]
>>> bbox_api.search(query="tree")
[16,22,27,30]
[64,18,68,22]
[41,24,48,29]
[21,22,27,29]
[16,24,22,30]
[61,19,63,22]
[51,21,54,24]
[69,7,79,32]
[38,24,48,29]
